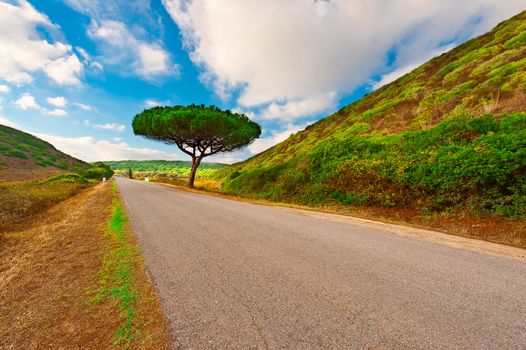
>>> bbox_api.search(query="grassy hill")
[105,160,226,177]
[0,124,89,181]
[218,11,526,241]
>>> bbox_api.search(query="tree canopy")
[132,104,261,187]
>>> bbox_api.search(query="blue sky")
[0,0,524,163]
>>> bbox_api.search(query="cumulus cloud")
[259,92,338,121]
[34,133,178,162]
[163,0,525,119]
[0,0,83,85]
[14,93,67,116]
[15,93,40,110]
[84,119,126,132]
[87,19,178,80]
[0,85,10,93]
[46,96,67,108]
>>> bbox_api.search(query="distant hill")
[219,11,526,224]
[0,124,89,182]
[105,160,226,177]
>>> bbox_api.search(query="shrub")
[80,162,114,180]
[222,113,526,220]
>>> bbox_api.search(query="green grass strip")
[95,184,139,349]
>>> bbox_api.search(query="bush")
[80,162,114,180]
[47,174,90,185]
[222,113,526,219]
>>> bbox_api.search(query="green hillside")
[106,160,226,177]
[0,124,89,181]
[219,11,526,222]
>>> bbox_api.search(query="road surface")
[116,178,526,349]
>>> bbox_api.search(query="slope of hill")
[218,11,526,240]
[0,124,89,181]
[106,160,226,177]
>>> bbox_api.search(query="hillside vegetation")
[218,11,526,239]
[106,160,226,177]
[0,124,89,181]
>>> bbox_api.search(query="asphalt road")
[116,177,526,349]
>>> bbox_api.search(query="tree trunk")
[189,156,202,188]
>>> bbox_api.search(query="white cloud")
[163,0,525,120]
[145,99,170,107]
[46,96,67,108]
[63,0,153,22]
[372,63,421,91]
[0,117,20,129]
[34,133,177,162]
[260,92,337,121]
[15,93,40,110]
[14,93,67,116]
[0,85,10,93]
[75,102,93,111]
[87,20,178,80]
[94,122,126,132]
[0,1,83,85]
[43,54,83,85]
[46,108,67,117]
[371,44,456,90]
[84,119,126,132]
[247,122,309,155]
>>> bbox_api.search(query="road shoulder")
[0,181,171,349]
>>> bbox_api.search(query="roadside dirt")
[0,182,171,349]
[287,208,526,262]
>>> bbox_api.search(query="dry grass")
[154,176,221,192]
[0,181,171,349]
[0,175,90,230]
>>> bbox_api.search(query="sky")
[0,0,525,163]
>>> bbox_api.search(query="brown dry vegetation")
[0,182,171,349]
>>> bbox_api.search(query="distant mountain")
[0,124,89,181]
[219,11,526,222]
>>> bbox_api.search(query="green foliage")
[7,150,28,159]
[105,160,225,177]
[0,124,88,173]
[132,104,261,155]
[222,113,526,219]
[503,31,526,49]
[47,173,90,185]
[132,104,260,187]
[81,162,114,180]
